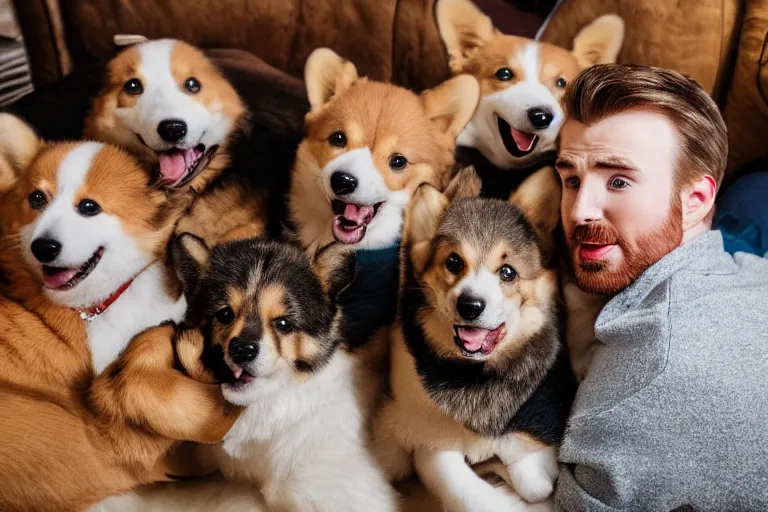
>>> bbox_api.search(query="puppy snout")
[527,107,553,130]
[456,293,485,321]
[229,337,259,365]
[330,171,358,196]
[157,119,188,143]
[31,238,61,263]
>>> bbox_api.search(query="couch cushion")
[539,0,741,100]
[722,0,768,180]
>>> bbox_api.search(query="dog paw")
[507,453,558,503]
[174,327,217,383]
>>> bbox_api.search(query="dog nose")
[31,238,61,263]
[527,108,553,129]
[229,337,259,365]
[157,119,188,142]
[456,294,485,321]
[330,171,358,196]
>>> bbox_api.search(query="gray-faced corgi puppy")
[158,235,399,512]
[374,168,576,511]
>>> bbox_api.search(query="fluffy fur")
[84,38,306,245]
[0,115,236,511]
[374,169,575,511]
[290,47,479,253]
[155,235,399,512]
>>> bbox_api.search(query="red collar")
[77,275,139,321]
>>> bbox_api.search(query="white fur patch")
[454,267,508,329]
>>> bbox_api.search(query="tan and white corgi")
[85,38,306,245]
[289,47,480,254]
[437,0,624,178]
[0,114,236,511]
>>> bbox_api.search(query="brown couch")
[10,0,768,182]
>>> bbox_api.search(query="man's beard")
[568,200,683,295]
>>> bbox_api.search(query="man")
[553,64,768,511]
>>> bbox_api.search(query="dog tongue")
[343,204,375,225]
[158,151,187,183]
[44,268,79,289]
[510,126,536,152]
[457,327,491,353]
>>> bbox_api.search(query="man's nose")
[570,184,604,225]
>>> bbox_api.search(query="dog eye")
[445,253,465,275]
[28,190,48,210]
[495,67,514,81]
[389,153,408,171]
[499,265,517,282]
[214,306,235,325]
[273,317,295,335]
[184,77,201,94]
[77,199,102,217]
[556,77,567,88]
[329,131,347,147]
[123,78,143,95]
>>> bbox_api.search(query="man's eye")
[564,176,580,190]
[610,177,629,189]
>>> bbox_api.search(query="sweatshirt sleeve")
[554,463,621,512]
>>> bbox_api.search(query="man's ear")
[304,48,359,112]
[572,14,625,69]
[681,175,717,233]
[171,233,211,297]
[436,0,497,74]
[420,74,480,141]
[0,113,42,195]
[313,243,356,300]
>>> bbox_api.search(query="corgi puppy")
[436,0,624,197]
[374,168,576,511]
[290,47,479,254]
[85,38,306,245]
[164,234,398,512]
[0,114,236,511]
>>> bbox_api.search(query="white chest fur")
[86,262,187,374]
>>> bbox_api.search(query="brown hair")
[562,64,728,188]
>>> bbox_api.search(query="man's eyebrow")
[593,156,637,171]
[555,158,574,170]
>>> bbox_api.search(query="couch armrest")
[13,0,72,88]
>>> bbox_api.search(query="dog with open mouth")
[436,0,625,199]
[0,114,239,511]
[290,47,479,349]
[84,38,306,246]
[139,234,398,512]
[373,168,576,511]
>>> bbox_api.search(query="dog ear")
[444,166,482,202]
[436,0,497,74]
[421,74,479,142]
[0,113,41,195]
[313,243,357,300]
[509,166,561,262]
[405,183,449,273]
[304,48,359,111]
[172,233,211,297]
[571,14,625,69]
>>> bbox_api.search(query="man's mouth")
[578,242,617,262]
[42,247,104,290]
[497,116,538,158]
[156,144,219,188]
[453,324,506,357]
[331,200,384,244]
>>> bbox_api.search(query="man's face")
[556,108,683,295]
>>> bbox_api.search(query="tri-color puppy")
[85,38,306,245]
[0,114,236,511]
[162,235,398,512]
[437,0,625,197]
[374,168,575,511]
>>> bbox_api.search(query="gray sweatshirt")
[555,230,768,511]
